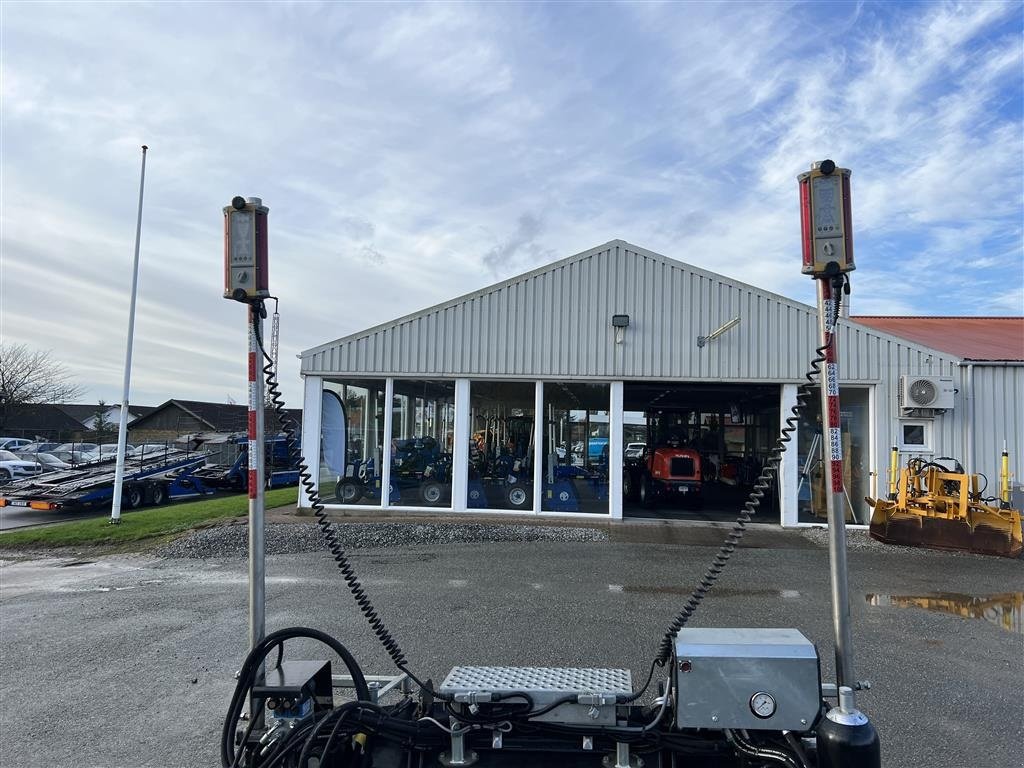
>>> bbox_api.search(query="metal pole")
[110,145,148,524]
[815,276,856,692]
[248,304,266,659]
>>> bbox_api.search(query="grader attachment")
[867,454,1022,559]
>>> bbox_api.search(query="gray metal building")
[299,240,1023,525]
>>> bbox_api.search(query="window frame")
[897,419,933,453]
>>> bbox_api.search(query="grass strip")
[0,488,299,548]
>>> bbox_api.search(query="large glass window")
[541,383,610,514]
[391,380,456,508]
[466,381,536,511]
[797,386,870,525]
[321,379,386,506]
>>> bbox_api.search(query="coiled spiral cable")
[251,302,411,673]
[653,278,845,666]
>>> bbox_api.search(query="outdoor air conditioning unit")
[899,375,955,411]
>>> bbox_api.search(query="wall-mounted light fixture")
[697,316,740,348]
[612,314,630,345]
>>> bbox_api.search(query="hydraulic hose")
[654,280,845,666]
[725,729,802,768]
[221,626,370,768]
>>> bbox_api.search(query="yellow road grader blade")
[867,456,1023,559]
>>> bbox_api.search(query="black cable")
[221,626,371,768]
[618,658,659,703]
[654,276,846,666]
[252,303,460,708]
[726,728,801,768]
[296,701,361,767]
[251,303,413,674]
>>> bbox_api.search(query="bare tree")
[0,343,85,430]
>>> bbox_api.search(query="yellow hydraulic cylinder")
[1000,447,1011,507]
[887,445,899,500]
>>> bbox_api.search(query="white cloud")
[1,0,1020,410]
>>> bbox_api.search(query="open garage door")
[623,382,781,523]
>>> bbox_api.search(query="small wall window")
[898,420,932,452]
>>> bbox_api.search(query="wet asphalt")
[0,532,1021,768]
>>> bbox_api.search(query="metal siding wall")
[972,365,1024,485]
[301,243,961,393]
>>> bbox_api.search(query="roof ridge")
[301,239,825,357]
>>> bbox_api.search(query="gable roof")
[55,403,157,424]
[300,239,960,382]
[851,317,1024,362]
[127,399,301,433]
[2,403,88,435]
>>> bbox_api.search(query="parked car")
[55,442,98,454]
[30,452,73,471]
[48,449,89,465]
[0,449,44,483]
[624,442,647,459]
[0,438,33,451]
[12,441,61,454]
[82,444,135,462]
[49,445,100,465]
[131,444,173,458]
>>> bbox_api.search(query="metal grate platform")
[440,666,632,725]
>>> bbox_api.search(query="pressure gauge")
[750,691,777,719]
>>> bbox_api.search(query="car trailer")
[0,450,208,512]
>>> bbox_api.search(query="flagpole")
[111,145,148,524]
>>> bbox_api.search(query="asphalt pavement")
[0,525,1021,768]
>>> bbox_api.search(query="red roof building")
[851,316,1024,362]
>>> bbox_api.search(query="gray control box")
[675,628,820,731]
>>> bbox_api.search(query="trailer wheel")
[125,486,144,509]
[419,480,445,506]
[151,484,168,506]
[506,484,529,509]
[335,479,363,505]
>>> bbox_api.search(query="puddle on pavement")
[865,592,1023,635]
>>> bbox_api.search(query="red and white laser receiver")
[223,196,270,302]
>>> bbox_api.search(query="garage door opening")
[622,382,781,523]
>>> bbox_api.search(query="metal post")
[382,379,394,509]
[248,304,266,665]
[110,146,148,524]
[815,277,855,692]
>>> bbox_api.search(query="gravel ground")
[154,521,608,558]
[150,519,1005,561]
[796,525,1002,557]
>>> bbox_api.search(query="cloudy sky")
[2,0,1022,409]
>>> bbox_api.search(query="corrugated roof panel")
[852,316,1024,361]
[300,240,964,382]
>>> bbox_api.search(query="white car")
[0,438,32,451]
[624,442,647,459]
[30,452,73,471]
[0,449,43,483]
[131,444,172,458]
[83,444,135,462]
